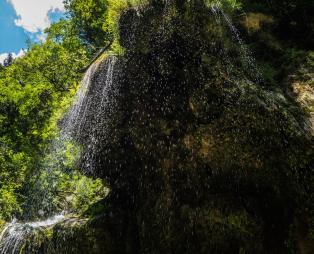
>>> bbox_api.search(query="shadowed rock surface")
[6,0,313,253]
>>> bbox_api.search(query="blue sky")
[0,0,28,53]
[0,0,64,63]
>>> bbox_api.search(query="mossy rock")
[0,220,5,232]
[71,0,314,253]
[20,216,122,254]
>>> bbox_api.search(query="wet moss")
[0,220,5,232]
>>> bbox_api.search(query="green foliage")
[65,0,148,54]
[0,185,21,219]
[0,19,89,219]
[64,0,110,49]
[0,0,313,252]
[206,0,242,11]
[0,148,30,218]
[0,219,5,231]
[0,8,119,220]
[59,173,108,213]
[25,168,108,217]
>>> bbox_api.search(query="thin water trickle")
[210,5,263,84]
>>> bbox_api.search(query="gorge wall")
[5,0,313,253]
[73,1,313,253]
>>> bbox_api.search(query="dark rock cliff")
[30,1,314,253]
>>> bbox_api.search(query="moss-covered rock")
[19,216,127,254]
[0,220,5,232]
[70,0,314,253]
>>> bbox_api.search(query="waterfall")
[63,61,100,137]
[62,54,119,174]
[0,215,66,254]
[63,55,117,138]
[0,54,118,254]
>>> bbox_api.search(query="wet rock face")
[19,217,123,254]
[76,1,313,253]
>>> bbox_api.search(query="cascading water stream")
[0,54,118,254]
[64,62,100,137]
[63,55,117,138]
[62,55,118,174]
[0,215,66,254]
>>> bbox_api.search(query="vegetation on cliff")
[0,0,313,253]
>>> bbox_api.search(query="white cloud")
[7,0,64,33]
[0,49,26,65]
[0,54,8,65]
